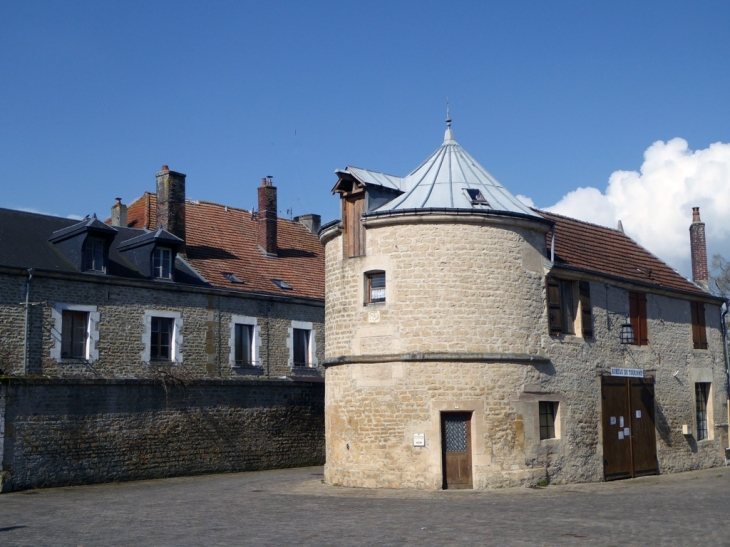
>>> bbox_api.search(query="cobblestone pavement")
[1,466,730,546]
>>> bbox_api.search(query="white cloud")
[544,138,730,278]
[515,194,535,208]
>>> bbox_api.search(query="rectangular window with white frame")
[50,303,100,362]
[288,320,317,368]
[142,310,183,363]
[228,315,261,367]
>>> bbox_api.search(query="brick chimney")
[258,177,277,257]
[294,214,321,234]
[690,206,709,290]
[111,197,128,227]
[156,165,186,249]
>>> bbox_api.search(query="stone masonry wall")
[0,273,324,380]
[325,220,548,359]
[1,378,325,492]
[323,218,727,489]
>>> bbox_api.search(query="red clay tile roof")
[539,209,708,296]
[125,192,324,300]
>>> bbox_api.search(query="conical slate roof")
[373,125,541,218]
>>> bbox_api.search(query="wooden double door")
[441,412,473,489]
[601,377,658,480]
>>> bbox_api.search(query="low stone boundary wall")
[0,377,324,492]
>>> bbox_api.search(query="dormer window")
[153,247,173,279]
[464,188,489,206]
[83,237,106,272]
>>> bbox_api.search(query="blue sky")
[2,1,729,277]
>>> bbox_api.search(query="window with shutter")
[690,301,708,350]
[547,277,586,337]
[628,292,648,346]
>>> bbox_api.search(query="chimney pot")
[162,165,169,171]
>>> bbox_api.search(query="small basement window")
[464,188,489,206]
[272,279,292,290]
[539,401,559,440]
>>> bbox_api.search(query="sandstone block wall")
[325,220,548,359]
[0,378,325,492]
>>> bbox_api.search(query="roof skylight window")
[222,272,243,284]
[272,279,293,290]
[464,188,490,206]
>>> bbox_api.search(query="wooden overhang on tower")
[332,171,367,258]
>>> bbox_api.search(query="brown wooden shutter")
[691,301,708,349]
[343,194,366,258]
[690,301,700,349]
[353,196,365,257]
[637,293,648,345]
[547,277,563,335]
[579,281,593,338]
[629,292,648,346]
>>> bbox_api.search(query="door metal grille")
[444,416,467,452]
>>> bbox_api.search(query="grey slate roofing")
[336,124,542,218]
[0,207,204,285]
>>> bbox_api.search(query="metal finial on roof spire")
[444,98,455,143]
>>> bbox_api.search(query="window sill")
[540,437,561,443]
[550,334,587,344]
[232,365,263,376]
[58,358,91,365]
[289,366,319,376]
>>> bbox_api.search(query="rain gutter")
[363,207,550,222]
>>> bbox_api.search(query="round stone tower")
[320,122,554,489]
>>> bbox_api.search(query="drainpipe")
[550,230,555,264]
[23,268,34,376]
[722,301,729,398]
